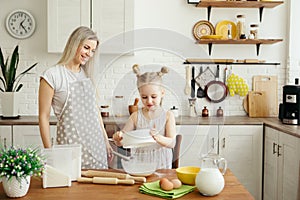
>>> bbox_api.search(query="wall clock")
[6,9,36,39]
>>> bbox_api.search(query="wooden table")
[0,169,254,199]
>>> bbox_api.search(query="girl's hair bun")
[132,64,141,76]
[158,66,169,77]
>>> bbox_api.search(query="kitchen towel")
[139,180,196,199]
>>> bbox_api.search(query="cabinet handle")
[222,138,225,148]
[277,145,282,157]
[51,138,54,146]
[211,138,215,149]
[272,142,277,154]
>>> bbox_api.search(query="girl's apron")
[56,71,108,169]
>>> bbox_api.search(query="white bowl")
[122,129,156,148]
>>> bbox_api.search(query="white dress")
[135,109,173,169]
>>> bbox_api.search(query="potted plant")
[0,45,38,117]
[0,146,44,198]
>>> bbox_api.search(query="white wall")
[0,0,295,117]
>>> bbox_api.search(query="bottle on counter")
[114,95,125,117]
[217,107,224,117]
[170,106,179,117]
[202,106,209,117]
[100,105,110,117]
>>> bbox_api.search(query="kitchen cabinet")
[264,126,300,200]
[0,126,12,148]
[47,0,134,54]
[176,125,218,167]
[219,125,263,200]
[13,126,57,148]
[47,0,90,53]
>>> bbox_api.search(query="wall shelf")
[197,39,283,56]
[183,61,280,66]
[196,1,284,22]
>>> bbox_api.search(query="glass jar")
[250,24,259,39]
[216,107,223,117]
[236,14,246,39]
[100,105,109,117]
[114,95,125,117]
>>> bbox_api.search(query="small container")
[202,106,209,117]
[250,24,259,39]
[100,105,109,117]
[114,95,125,117]
[236,14,246,39]
[217,107,223,117]
[170,106,179,117]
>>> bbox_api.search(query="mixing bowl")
[121,149,157,176]
[122,129,155,148]
[176,166,200,185]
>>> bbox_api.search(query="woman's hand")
[112,131,123,146]
[106,143,114,163]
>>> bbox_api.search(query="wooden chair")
[172,134,182,168]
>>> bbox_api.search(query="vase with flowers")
[0,146,44,198]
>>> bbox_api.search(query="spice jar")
[100,105,109,117]
[114,95,125,117]
[236,15,246,39]
[250,24,259,39]
[217,107,223,117]
[202,106,209,117]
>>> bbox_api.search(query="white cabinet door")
[13,126,57,148]
[264,127,278,200]
[92,0,134,54]
[47,0,90,52]
[219,125,263,200]
[176,125,218,167]
[0,126,12,148]
[264,126,300,200]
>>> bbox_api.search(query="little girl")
[112,64,177,169]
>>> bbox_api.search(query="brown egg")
[159,178,174,191]
[171,179,182,189]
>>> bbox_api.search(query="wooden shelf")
[196,1,284,21]
[197,39,283,55]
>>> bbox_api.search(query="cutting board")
[248,91,268,117]
[252,75,278,117]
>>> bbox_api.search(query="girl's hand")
[150,127,160,142]
[112,131,123,146]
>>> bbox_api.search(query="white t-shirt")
[40,65,87,117]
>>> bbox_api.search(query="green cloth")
[139,180,196,199]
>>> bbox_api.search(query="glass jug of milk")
[195,153,227,196]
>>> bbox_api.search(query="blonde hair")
[132,64,169,89]
[57,26,99,80]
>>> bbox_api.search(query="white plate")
[122,129,156,148]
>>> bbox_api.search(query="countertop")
[0,115,299,138]
[0,169,254,200]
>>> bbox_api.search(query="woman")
[39,26,112,169]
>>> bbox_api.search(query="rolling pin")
[77,177,135,185]
[81,170,146,183]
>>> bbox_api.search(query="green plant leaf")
[6,46,19,91]
[15,84,23,92]
[0,48,6,79]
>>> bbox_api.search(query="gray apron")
[56,75,108,169]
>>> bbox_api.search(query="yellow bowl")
[176,166,200,185]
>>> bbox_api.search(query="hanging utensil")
[191,66,196,98]
[195,66,215,90]
[197,66,206,98]
[184,65,191,95]
[205,65,228,103]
